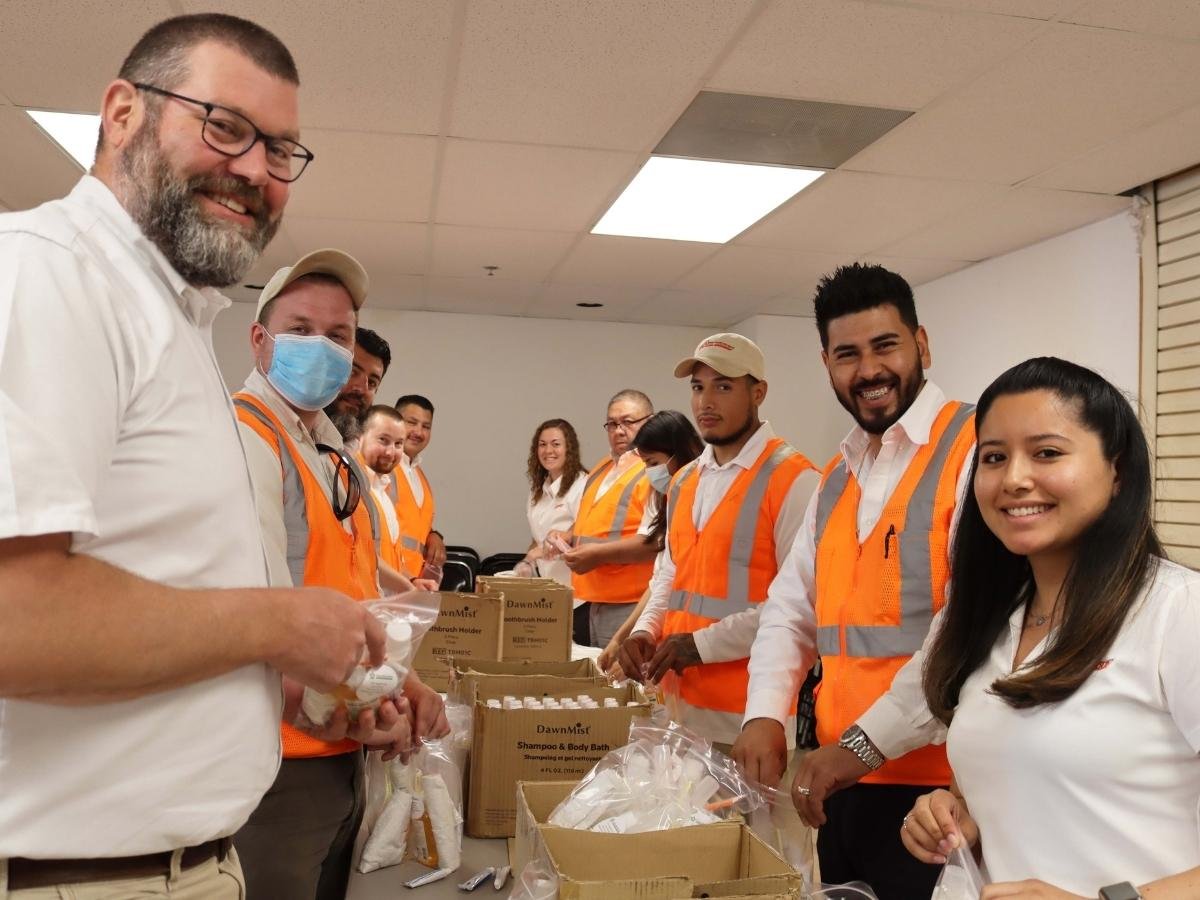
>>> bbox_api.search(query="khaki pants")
[0,847,245,900]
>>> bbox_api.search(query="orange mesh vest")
[572,457,655,603]
[813,400,975,786]
[394,463,435,577]
[662,439,815,726]
[234,393,380,759]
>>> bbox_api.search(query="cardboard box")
[477,576,574,663]
[538,822,801,900]
[448,658,604,707]
[466,682,651,838]
[412,591,506,691]
[513,780,577,874]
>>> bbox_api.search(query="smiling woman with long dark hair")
[901,357,1200,899]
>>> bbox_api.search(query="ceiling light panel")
[593,156,822,244]
[26,110,100,171]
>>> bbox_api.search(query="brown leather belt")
[6,837,230,890]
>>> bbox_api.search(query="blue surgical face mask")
[645,463,672,494]
[262,330,354,411]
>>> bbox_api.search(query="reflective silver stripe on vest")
[347,455,380,546]
[609,469,648,539]
[814,403,975,658]
[400,535,426,554]
[234,398,309,587]
[584,459,614,494]
[668,444,799,621]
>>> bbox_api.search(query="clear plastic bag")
[931,844,985,899]
[547,719,772,834]
[301,591,441,727]
[507,858,559,900]
[808,882,879,899]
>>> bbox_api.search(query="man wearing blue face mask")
[232,249,449,900]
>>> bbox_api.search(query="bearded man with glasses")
[233,250,449,899]
[0,14,395,900]
[547,389,661,647]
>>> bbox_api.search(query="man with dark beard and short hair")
[325,327,390,443]
[0,14,385,898]
[732,264,976,900]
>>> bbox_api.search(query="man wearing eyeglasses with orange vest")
[232,250,448,900]
[549,389,660,647]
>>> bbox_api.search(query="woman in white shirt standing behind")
[522,418,586,588]
[902,357,1200,899]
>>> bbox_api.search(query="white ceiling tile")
[627,290,762,328]
[359,275,425,312]
[846,23,1200,184]
[737,172,1007,254]
[436,139,637,231]
[424,275,540,317]
[1061,0,1200,40]
[430,225,577,280]
[1025,103,1200,194]
[674,245,849,298]
[876,187,1131,260]
[876,0,1076,17]
[551,235,718,288]
[0,105,85,211]
[523,282,658,320]
[284,218,428,290]
[181,0,456,133]
[709,0,1043,111]
[756,295,819,317]
[857,255,975,286]
[285,130,437,222]
[450,0,757,150]
[239,225,303,288]
[0,2,176,110]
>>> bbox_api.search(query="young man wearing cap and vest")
[393,394,447,580]
[732,264,974,900]
[618,336,819,751]
[232,250,448,900]
[549,389,660,647]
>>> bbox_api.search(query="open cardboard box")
[536,821,802,900]
[447,658,603,706]
[477,576,574,663]
[412,591,506,691]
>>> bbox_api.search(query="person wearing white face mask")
[232,249,449,900]
[618,334,820,753]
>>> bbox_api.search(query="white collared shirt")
[399,451,426,506]
[368,469,402,544]
[237,369,356,589]
[744,384,973,751]
[0,176,281,857]
[633,422,820,745]
[528,473,587,587]
[949,559,1200,892]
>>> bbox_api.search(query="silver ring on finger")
[795,786,812,797]
[901,814,911,830]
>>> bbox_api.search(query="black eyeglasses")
[134,83,314,182]
[603,414,651,433]
[316,443,362,521]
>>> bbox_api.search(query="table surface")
[347,837,513,899]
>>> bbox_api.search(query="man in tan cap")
[618,333,819,752]
[232,249,448,900]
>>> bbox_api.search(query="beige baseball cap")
[254,248,369,319]
[674,333,766,381]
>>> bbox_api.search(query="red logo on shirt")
[1095,658,1113,670]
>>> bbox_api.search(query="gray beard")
[116,123,279,288]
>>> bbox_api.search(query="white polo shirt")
[0,176,281,857]
[949,558,1200,893]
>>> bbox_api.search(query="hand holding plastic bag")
[931,845,985,899]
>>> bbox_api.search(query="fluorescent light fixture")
[593,156,823,244]
[26,110,102,171]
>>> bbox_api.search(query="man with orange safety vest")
[549,389,660,647]
[732,264,974,900]
[393,394,446,580]
[618,335,819,750]
[358,404,410,574]
[232,249,447,900]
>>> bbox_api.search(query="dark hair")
[100,14,298,154]
[812,263,918,350]
[395,394,434,416]
[356,327,391,375]
[630,411,704,544]
[363,404,404,430]
[608,389,653,415]
[924,357,1162,723]
[527,419,584,504]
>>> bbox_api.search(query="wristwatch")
[838,724,885,771]
[1099,884,1141,900]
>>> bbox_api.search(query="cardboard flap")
[559,876,695,900]
[690,874,802,898]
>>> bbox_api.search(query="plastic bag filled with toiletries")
[546,719,772,834]
[357,738,464,875]
[930,844,985,900]
[301,591,441,727]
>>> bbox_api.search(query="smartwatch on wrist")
[1099,883,1142,900]
[837,724,885,771]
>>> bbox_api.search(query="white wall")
[913,209,1141,404]
[212,208,1142,557]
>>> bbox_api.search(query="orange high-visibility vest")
[571,456,655,603]
[662,439,815,731]
[813,400,975,786]
[357,453,403,572]
[234,393,380,760]
[392,463,436,577]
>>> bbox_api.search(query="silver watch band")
[838,725,885,771]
